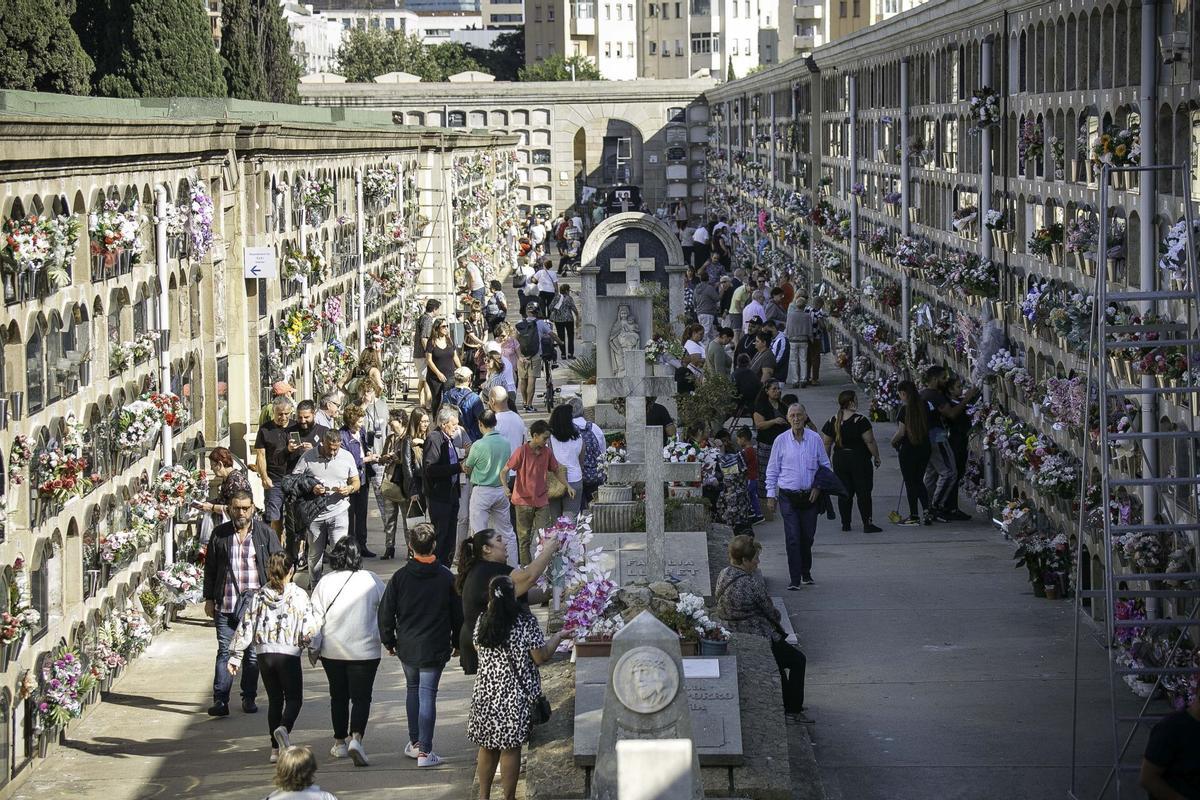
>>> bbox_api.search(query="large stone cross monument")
[597,348,675,464]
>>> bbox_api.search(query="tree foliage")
[517,54,602,81]
[260,0,301,103]
[220,0,267,100]
[467,29,524,81]
[0,0,94,95]
[336,29,483,83]
[75,0,225,98]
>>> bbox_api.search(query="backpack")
[580,422,605,486]
[516,320,541,357]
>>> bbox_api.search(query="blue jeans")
[401,662,444,753]
[746,479,762,517]
[213,611,258,704]
[777,493,819,585]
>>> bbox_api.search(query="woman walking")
[228,552,316,763]
[483,279,508,332]
[547,285,579,360]
[468,575,567,800]
[821,390,883,533]
[424,317,461,418]
[351,347,386,398]
[197,446,252,552]
[378,523,463,768]
[891,380,933,526]
[378,409,412,560]
[548,404,583,519]
[463,301,488,381]
[714,535,810,722]
[406,407,430,523]
[455,529,560,674]
[339,404,378,558]
[310,539,386,766]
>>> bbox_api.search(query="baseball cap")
[272,381,294,396]
[454,366,474,381]
[484,341,502,355]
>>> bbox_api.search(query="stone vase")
[595,484,633,504]
[591,502,640,533]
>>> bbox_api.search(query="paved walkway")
[14,353,1140,800]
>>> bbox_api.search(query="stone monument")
[591,611,704,800]
[617,740,696,800]
[596,348,675,465]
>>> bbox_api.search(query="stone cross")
[596,348,675,465]
[604,425,702,585]
[592,611,704,800]
[609,243,655,291]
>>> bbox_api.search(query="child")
[735,427,763,522]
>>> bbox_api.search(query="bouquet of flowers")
[1018,119,1044,161]
[98,528,143,565]
[1135,346,1191,379]
[532,514,607,595]
[297,176,335,212]
[2,213,79,287]
[147,391,189,429]
[130,491,172,528]
[849,182,866,198]
[952,205,978,231]
[115,399,161,453]
[675,593,728,641]
[86,624,127,682]
[1091,124,1140,167]
[986,348,1019,376]
[158,562,204,605]
[390,217,412,249]
[1028,223,1064,257]
[968,87,1001,130]
[883,191,902,206]
[321,295,344,328]
[1157,218,1199,282]
[37,647,95,729]
[7,434,32,487]
[663,440,702,464]
[188,180,215,260]
[1065,217,1099,254]
[279,306,319,353]
[560,577,619,642]
[117,608,153,659]
[1113,532,1167,573]
[984,209,1010,231]
[363,231,391,261]
[0,607,39,646]
[602,440,628,474]
[88,199,143,256]
[890,235,925,271]
[866,229,889,256]
[644,337,671,364]
[363,167,398,206]
[1042,376,1087,430]
[34,444,93,504]
[152,464,208,516]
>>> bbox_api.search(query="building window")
[764,44,772,60]
[690,32,713,53]
[648,2,657,15]
[650,40,657,53]
[662,2,668,17]
[663,39,670,55]
[676,38,683,55]
[605,3,610,17]
[627,3,633,17]
[765,13,770,24]
[616,3,622,18]
[743,37,749,54]
[536,43,545,57]
[341,18,350,28]
[732,38,738,54]
[675,2,680,16]
[732,1,737,16]
[535,4,542,20]
[627,40,634,57]
[615,41,622,57]
[852,0,859,14]
[605,42,611,57]
[356,17,366,28]
[839,0,845,16]
[448,110,467,126]
[548,5,555,19]
[385,17,394,29]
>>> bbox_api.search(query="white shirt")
[681,227,695,247]
[495,410,528,476]
[467,263,484,290]
[742,300,766,332]
[551,435,584,483]
[535,268,558,293]
[692,226,710,245]
[765,427,832,497]
[530,223,546,244]
[309,569,386,660]
[571,215,583,233]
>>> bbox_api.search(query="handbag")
[307,573,353,662]
[380,460,406,504]
[505,646,551,726]
[545,469,567,500]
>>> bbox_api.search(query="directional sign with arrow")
[243,246,277,280]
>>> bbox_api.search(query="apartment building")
[824,0,925,42]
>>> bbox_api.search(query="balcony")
[793,33,815,50]
[792,2,821,18]
[570,2,595,35]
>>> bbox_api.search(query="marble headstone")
[617,740,695,800]
[591,611,705,800]
[590,531,712,595]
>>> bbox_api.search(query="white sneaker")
[418,751,443,767]
[330,741,349,759]
[273,726,291,751]
[270,750,279,764]
[403,741,420,759]
[348,738,370,767]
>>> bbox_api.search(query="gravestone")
[580,213,688,359]
[596,347,674,463]
[591,611,706,800]
[617,740,695,800]
[594,296,654,384]
[575,652,743,768]
[590,531,712,595]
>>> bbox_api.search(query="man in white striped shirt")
[766,404,832,589]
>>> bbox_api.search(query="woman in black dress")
[890,380,933,526]
[821,390,883,533]
[751,380,789,470]
[423,317,460,418]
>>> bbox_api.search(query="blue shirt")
[765,427,831,497]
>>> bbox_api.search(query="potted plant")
[698,622,732,655]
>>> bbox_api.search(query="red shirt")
[741,445,759,481]
[779,281,795,307]
[505,442,560,508]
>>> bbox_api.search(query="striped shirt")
[221,530,259,614]
[765,427,832,497]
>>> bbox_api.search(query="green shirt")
[463,431,512,487]
[729,285,750,314]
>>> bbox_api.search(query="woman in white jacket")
[309,538,387,767]
[229,552,317,763]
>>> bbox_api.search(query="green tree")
[0,0,94,94]
[467,29,524,81]
[260,0,301,103]
[427,41,482,81]
[77,0,225,97]
[337,29,432,82]
[726,62,736,81]
[220,0,268,101]
[517,54,602,81]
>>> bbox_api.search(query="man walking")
[314,393,342,430]
[806,298,827,385]
[504,419,571,565]
[423,407,467,565]
[413,299,441,407]
[765,404,832,589]
[692,219,710,268]
[920,366,978,523]
[254,396,294,539]
[693,276,720,343]
[202,490,282,717]
[463,410,518,566]
[705,327,734,376]
[786,295,812,388]
[515,306,558,413]
[291,429,359,581]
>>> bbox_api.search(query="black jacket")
[378,559,463,668]
[280,473,325,531]
[422,429,462,503]
[202,520,283,604]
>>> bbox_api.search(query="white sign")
[682,659,720,679]
[243,246,277,279]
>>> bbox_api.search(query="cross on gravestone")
[604,425,702,585]
[609,243,655,291]
[596,349,675,465]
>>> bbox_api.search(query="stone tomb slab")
[574,655,743,766]
[591,531,712,595]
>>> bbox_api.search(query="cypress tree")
[221,0,268,101]
[259,0,301,104]
[79,0,226,98]
[0,0,94,95]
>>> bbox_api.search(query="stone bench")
[771,597,798,646]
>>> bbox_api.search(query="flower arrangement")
[1113,532,1167,573]
[959,256,999,298]
[188,180,215,260]
[1065,217,1098,254]
[157,562,204,605]
[297,176,335,212]
[279,306,319,353]
[1041,376,1087,430]
[1157,218,1198,282]
[951,205,978,231]
[984,209,1010,231]
[560,577,619,641]
[2,213,79,287]
[321,295,344,329]
[116,608,153,659]
[644,336,683,365]
[151,464,208,516]
[601,440,628,478]
[115,399,160,454]
[88,199,144,258]
[363,167,397,206]
[314,339,355,393]
[663,439,702,464]
[1091,124,1140,168]
[363,231,391,260]
[849,182,866,198]
[1135,346,1191,379]
[675,593,729,641]
[7,435,32,487]
[1018,118,1044,161]
[883,191,902,206]
[155,203,186,240]
[34,418,93,503]
[1,566,40,648]
[1028,223,1064,257]
[967,87,1001,130]
[986,348,1019,376]
[37,647,95,729]
[86,623,127,682]
[890,235,926,271]
[532,514,607,595]
[282,248,326,283]
[129,490,172,528]
[98,526,148,565]
[865,229,889,256]
[109,331,159,373]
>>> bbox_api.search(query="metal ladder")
[1069,163,1200,799]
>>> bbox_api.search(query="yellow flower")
[1115,144,1127,158]
[1101,134,1111,147]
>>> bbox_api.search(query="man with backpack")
[514,306,560,414]
[568,396,606,510]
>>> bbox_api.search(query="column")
[1137,0,1159,512]
[899,58,912,346]
[848,74,860,291]
[154,186,175,565]
[354,168,366,352]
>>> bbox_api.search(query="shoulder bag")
[544,468,567,500]
[505,636,551,726]
[307,573,354,663]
